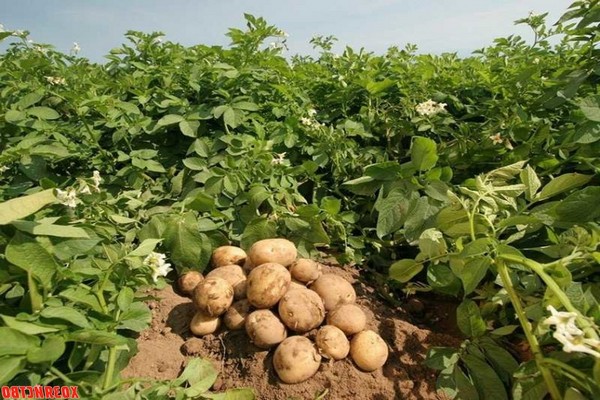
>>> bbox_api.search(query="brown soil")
[122,264,462,400]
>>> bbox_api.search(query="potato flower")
[143,252,173,282]
[543,305,600,358]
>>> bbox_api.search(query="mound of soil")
[122,264,462,400]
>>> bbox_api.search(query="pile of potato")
[177,238,389,384]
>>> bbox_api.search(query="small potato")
[327,304,367,335]
[309,274,356,311]
[246,263,291,309]
[289,259,322,284]
[273,336,322,384]
[224,299,251,330]
[278,288,325,332]
[248,238,297,268]
[192,277,234,317]
[316,325,350,360]
[245,310,287,349]
[211,246,247,268]
[178,271,204,296]
[190,311,221,336]
[206,264,247,299]
[350,330,388,371]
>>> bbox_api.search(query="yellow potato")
[273,336,322,384]
[190,311,221,336]
[177,271,203,296]
[289,259,322,284]
[247,238,297,268]
[192,277,234,316]
[315,325,350,360]
[278,288,325,333]
[246,263,291,309]
[211,245,247,268]
[224,299,251,330]
[350,330,388,371]
[327,304,367,335]
[245,310,287,349]
[309,274,356,311]
[206,264,247,299]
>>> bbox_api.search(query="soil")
[122,263,463,400]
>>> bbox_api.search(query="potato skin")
[224,299,251,330]
[245,310,287,349]
[246,263,291,309]
[178,271,204,296]
[278,288,325,332]
[192,277,234,317]
[190,311,221,336]
[316,325,350,360]
[273,336,322,384]
[211,246,247,268]
[248,238,297,268]
[206,264,247,299]
[327,304,367,335]
[287,280,307,292]
[350,330,388,371]
[309,274,356,311]
[289,259,322,284]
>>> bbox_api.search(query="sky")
[1,0,571,62]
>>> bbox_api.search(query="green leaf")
[389,259,423,283]
[40,306,91,328]
[163,212,210,271]
[109,214,138,224]
[117,287,134,312]
[462,354,508,400]
[179,120,199,137]
[59,287,104,312]
[157,114,184,127]
[0,189,56,225]
[321,196,341,215]
[129,238,162,257]
[0,327,40,356]
[53,238,100,261]
[1,315,59,335]
[27,106,60,120]
[418,228,447,259]
[0,356,26,385]
[118,302,151,332]
[555,187,600,223]
[454,367,480,400]
[6,232,59,286]
[67,330,129,346]
[452,257,490,295]
[4,109,27,123]
[364,162,402,180]
[376,190,417,238]
[578,96,600,122]
[536,173,592,201]
[512,361,547,400]
[520,165,541,201]
[11,220,90,238]
[240,217,277,250]
[423,347,460,370]
[181,358,218,396]
[365,79,395,95]
[411,136,438,171]
[183,157,206,170]
[27,336,66,364]
[233,101,259,111]
[479,339,518,386]
[457,299,486,337]
[16,91,44,109]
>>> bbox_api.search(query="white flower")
[300,117,312,126]
[543,305,600,358]
[541,76,548,81]
[55,188,79,208]
[489,133,503,145]
[415,100,447,116]
[533,57,540,64]
[12,30,25,37]
[307,108,317,117]
[33,45,47,54]
[92,170,102,190]
[153,37,163,44]
[271,152,287,165]
[45,76,66,85]
[71,42,80,55]
[0,165,8,173]
[143,252,172,282]
[79,185,91,194]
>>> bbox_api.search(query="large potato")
[245,310,287,349]
[192,277,234,317]
[278,288,325,332]
[211,245,247,268]
[224,299,251,330]
[246,263,291,309]
[327,304,367,335]
[315,325,350,360]
[190,311,221,336]
[289,259,322,284]
[309,274,356,311]
[247,238,297,268]
[350,330,388,371]
[178,271,204,296]
[273,336,322,384]
[206,264,247,299]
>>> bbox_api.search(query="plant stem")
[103,346,118,390]
[497,258,562,400]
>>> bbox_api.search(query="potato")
[211,245,247,268]
[327,304,367,335]
[245,310,287,349]
[190,311,221,336]
[350,330,388,371]
[315,325,350,360]
[289,259,322,284]
[206,264,247,299]
[273,336,322,384]
[248,238,297,268]
[224,299,251,330]
[287,280,307,292]
[192,277,234,317]
[309,274,356,311]
[246,263,291,309]
[178,271,204,296]
[278,288,325,332]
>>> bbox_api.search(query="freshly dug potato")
[248,238,297,268]
[206,264,247,299]
[246,263,291,309]
[224,299,251,330]
[287,280,306,292]
[327,304,367,335]
[245,310,287,349]
[315,325,350,360]
[350,330,388,371]
[190,311,221,336]
[211,245,247,268]
[309,274,356,311]
[192,277,234,317]
[278,288,325,332]
[178,271,204,296]
[289,259,322,284]
[273,336,322,384]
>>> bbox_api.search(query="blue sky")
[1,0,570,62]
